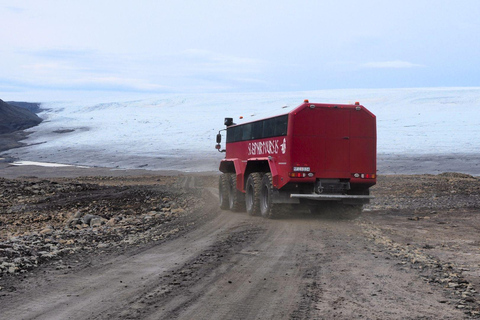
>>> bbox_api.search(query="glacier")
[1,87,479,174]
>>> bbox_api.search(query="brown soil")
[0,172,479,319]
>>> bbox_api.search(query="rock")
[59,239,75,245]
[66,218,82,228]
[73,211,83,218]
[82,214,100,225]
[40,226,54,235]
[1,262,12,269]
[90,217,106,227]
[0,175,193,278]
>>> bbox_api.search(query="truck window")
[242,123,252,140]
[262,115,288,138]
[226,114,288,143]
[252,121,263,140]
[226,126,242,143]
[263,118,275,138]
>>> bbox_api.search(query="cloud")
[21,62,76,72]
[4,45,272,93]
[27,49,95,60]
[360,60,425,69]
[232,77,268,84]
[3,6,25,14]
[74,76,169,91]
[178,49,265,74]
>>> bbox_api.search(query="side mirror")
[215,130,226,152]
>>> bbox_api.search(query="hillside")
[0,99,42,134]
[5,101,42,113]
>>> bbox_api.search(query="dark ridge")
[6,101,42,113]
[0,99,43,135]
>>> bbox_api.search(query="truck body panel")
[218,101,376,214]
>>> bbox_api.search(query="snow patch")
[10,161,89,168]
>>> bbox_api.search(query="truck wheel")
[260,173,279,219]
[245,172,263,216]
[219,174,230,210]
[228,174,246,212]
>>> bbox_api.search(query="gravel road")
[0,173,479,319]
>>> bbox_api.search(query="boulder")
[82,214,99,225]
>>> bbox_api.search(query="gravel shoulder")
[0,171,479,319]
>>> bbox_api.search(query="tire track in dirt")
[105,223,264,319]
[167,218,317,320]
[1,175,475,319]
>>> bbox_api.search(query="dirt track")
[0,173,479,319]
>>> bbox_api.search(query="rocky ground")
[363,173,480,317]
[0,175,212,282]
[0,171,479,319]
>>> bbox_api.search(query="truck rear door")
[324,108,350,176]
[291,104,376,179]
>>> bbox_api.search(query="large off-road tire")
[259,173,281,219]
[228,174,246,212]
[245,172,263,216]
[219,174,230,210]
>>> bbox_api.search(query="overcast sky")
[1,0,479,95]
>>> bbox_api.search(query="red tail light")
[353,173,376,179]
[289,172,305,178]
[289,172,315,178]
